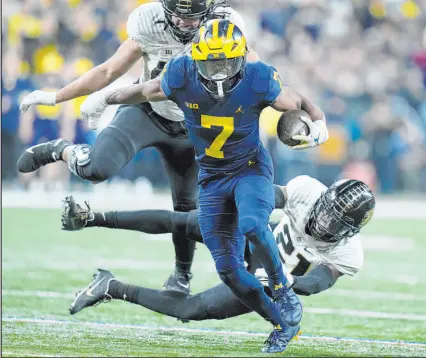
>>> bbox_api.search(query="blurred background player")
[19,49,65,191]
[65,176,374,351]
[16,0,251,295]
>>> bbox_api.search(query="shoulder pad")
[249,62,276,94]
[127,3,161,42]
[165,56,191,89]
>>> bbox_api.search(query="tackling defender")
[66,176,374,348]
[70,20,329,353]
[17,0,252,294]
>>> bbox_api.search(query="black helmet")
[161,0,215,44]
[192,19,247,99]
[307,179,375,244]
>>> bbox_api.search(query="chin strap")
[216,80,225,97]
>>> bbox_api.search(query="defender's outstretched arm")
[20,39,144,112]
[104,76,168,105]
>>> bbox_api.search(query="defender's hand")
[291,117,328,150]
[20,90,56,113]
[81,91,108,130]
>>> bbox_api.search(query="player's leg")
[157,135,198,293]
[198,178,285,329]
[70,269,252,320]
[17,104,163,181]
[61,196,204,244]
[235,151,302,327]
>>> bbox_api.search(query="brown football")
[277,109,310,147]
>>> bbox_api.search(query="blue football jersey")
[161,56,283,173]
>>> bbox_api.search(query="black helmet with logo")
[162,0,215,44]
[307,179,375,243]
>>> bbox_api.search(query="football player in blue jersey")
[69,19,329,353]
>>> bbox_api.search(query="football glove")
[80,91,108,130]
[291,118,328,150]
[255,268,295,287]
[20,90,56,113]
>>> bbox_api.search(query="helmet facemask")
[196,55,246,98]
[162,0,214,44]
[307,180,375,244]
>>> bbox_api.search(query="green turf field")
[2,208,426,356]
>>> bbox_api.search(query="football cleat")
[61,195,94,231]
[163,270,193,323]
[261,324,301,353]
[274,285,303,327]
[17,138,72,173]
[163,270,193,294]
[69,269,115,315]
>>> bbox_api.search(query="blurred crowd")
[2,0,426,193]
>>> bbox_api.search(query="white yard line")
[4,288,426,302]
[2,317,426,348]
[305,308,426,321]
[2,352,63,357]
[3,289,426,321]
[4,190,426,219]
[324,289,426,302]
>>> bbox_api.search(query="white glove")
[20,90,56,113]
[291,117,329,150]
[80,91,108,130]
[255,268,295,287]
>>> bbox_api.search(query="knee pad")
[214,254,241,276]
[219,266,264,300]
[68,144,91,176]
[239,216,266,237]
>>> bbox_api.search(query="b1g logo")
[185,102,199,109]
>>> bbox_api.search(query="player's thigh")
[235,164,275,233]
[106,104,168,153]
[198,180,245,272]
[157,137,198,209]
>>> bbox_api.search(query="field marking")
[4,288,426,302]
[305,308,426,321]
[3,317,426,348]
[2,352,63,357]
[4,190,426,219]
[3,289,426,321]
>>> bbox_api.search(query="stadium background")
[2,0,426,193]
[2,1,426,357]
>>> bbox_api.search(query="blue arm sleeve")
[160,56,188,100]
[251,62,283,105]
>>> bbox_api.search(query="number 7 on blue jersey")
[201,115,234,159]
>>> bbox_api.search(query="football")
[277,109,310,147]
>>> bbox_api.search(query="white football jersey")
[256,175,364,283]
[127,2,246,122]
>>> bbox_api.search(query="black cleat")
[261,324,301,353]
[61,195,94,231]
[274,286,303,326]
[17,138,72,173]
[163,270,193,294]
[163,270,193,323]
[69,269,115,315]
